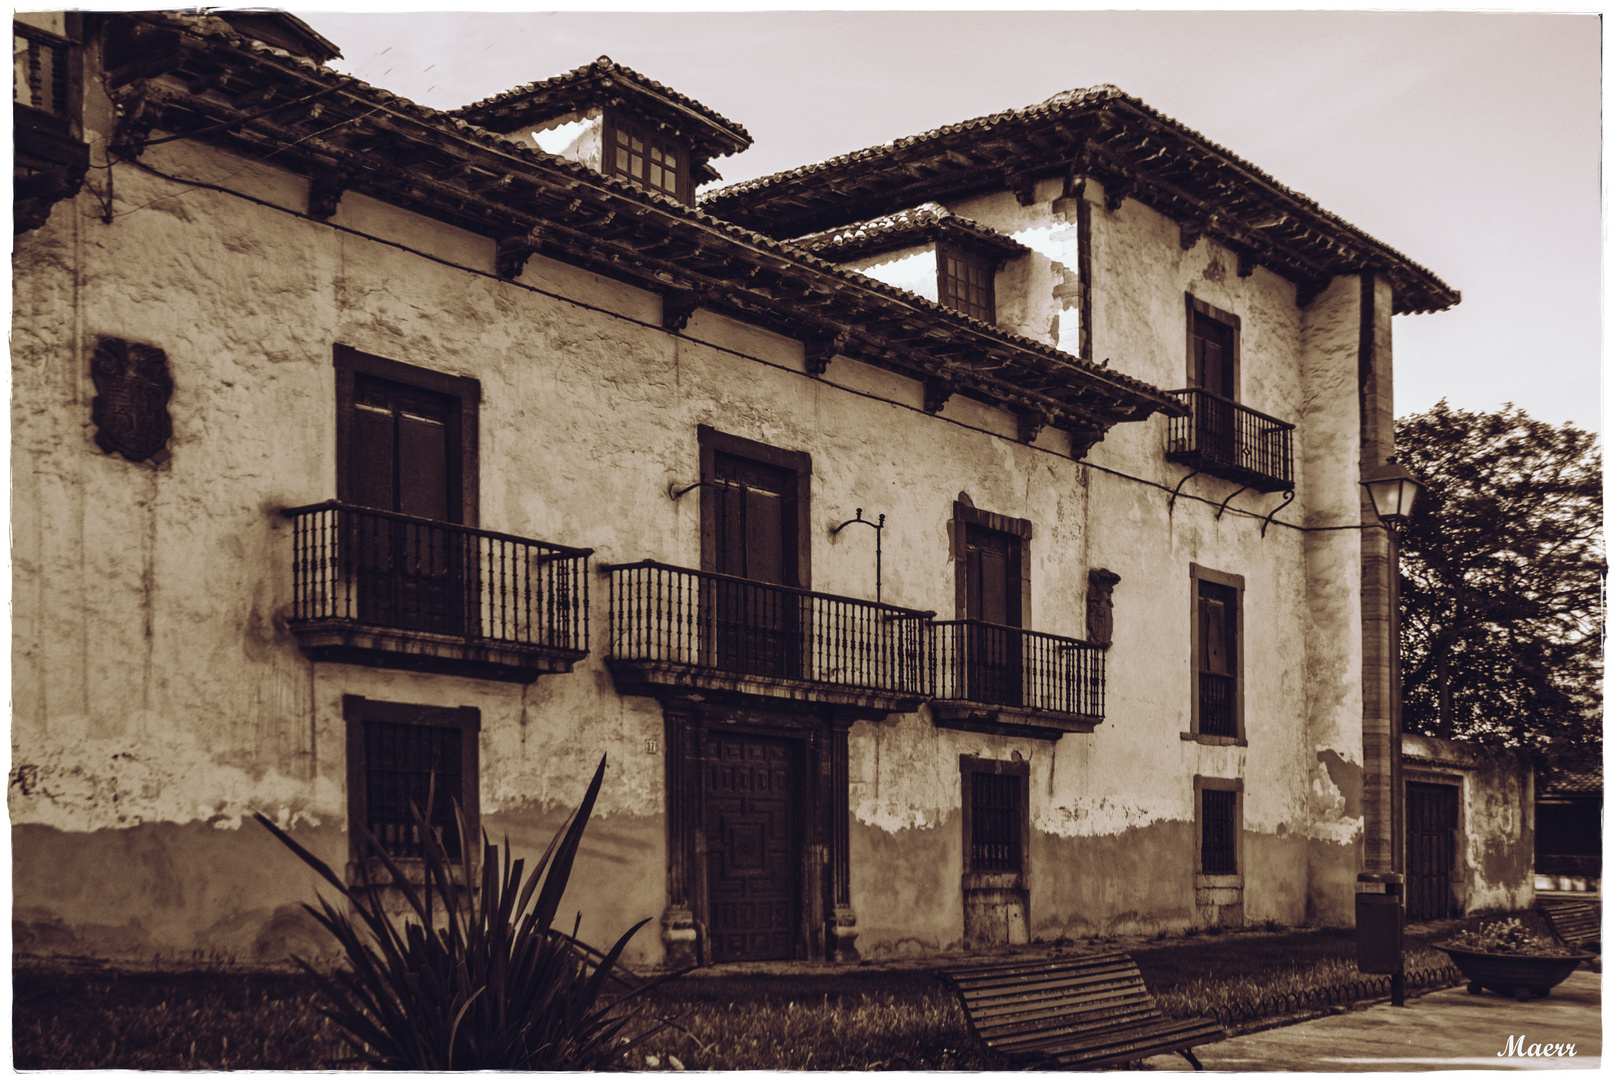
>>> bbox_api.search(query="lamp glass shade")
[1361,464,1423,524]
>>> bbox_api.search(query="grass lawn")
[13,924,1466,1070]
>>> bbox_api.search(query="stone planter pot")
[1434,944,1594,1001]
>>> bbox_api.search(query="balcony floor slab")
[291,620,583,683]
[607,659,924,715]
[929,700,1099,740]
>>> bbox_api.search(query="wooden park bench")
[941,951,1225,1071]
[1538,900,1601,955]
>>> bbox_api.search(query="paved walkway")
[1144,970,1601,1071]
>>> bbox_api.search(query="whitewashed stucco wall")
[14,94,1378,961]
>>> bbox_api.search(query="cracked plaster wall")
[15,115,1371,963]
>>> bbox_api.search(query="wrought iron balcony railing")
[283,501,591,681]
[1165,388,1295,492]
[933,620,1106,721]
[604,560,932,702]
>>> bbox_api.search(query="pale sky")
[289,8,1603,434]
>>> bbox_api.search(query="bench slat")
[1024,1014,1222,1055]
[951,958,1142,990]
[963,978,1152,1012]
[974,1000,1168,1039]
[942,951,1224,1070]
[1539,901,1601,949]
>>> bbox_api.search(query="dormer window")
[607,114,690,203]
[938,246,995,322]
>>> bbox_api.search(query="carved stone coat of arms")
[90,336,173,463]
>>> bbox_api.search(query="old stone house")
[13,11,1463,966]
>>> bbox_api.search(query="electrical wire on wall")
[99,152,1375,540]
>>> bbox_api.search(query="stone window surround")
[960,754,1031,892]
[1193,774,1244,888]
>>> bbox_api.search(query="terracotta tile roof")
[129,12,1184,424]
[451,54,750,153]
[702,84,1458,316]
[1541,765,1603,796]
[789,203,1029,264]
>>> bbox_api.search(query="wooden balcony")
[14,20,87,233]
[603,559,932,714]
[1165,389,1295,492]
[283,502,591,683]
[931,620,1106,739]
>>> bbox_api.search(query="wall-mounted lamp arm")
[830,508,888,604]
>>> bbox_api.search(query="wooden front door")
[704,732,798,962]
[347,374,464,635]
[1406,782,1459,921]
[965,525,1022,706]
[710,452,800,678]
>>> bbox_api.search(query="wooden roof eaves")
[114,19,1182,439]
[704,96,1459,315]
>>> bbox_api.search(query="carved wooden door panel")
[965,525,1022,706]
[710,452,800,678]
[347,375,464,635]
[1406,782,1459,921]
[704,732,798,962]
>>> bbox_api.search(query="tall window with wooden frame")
[344,696,480,867]
[938,246,996,323]
[1185,295,1241,465]
[697,425,811,679]
[1187,295,1239,400]
[606,113,691,204]
[953,503,1033,707]
[1189,564,1245,744]
[334,345,480,636]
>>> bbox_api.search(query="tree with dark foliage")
[1394,402,1603,771]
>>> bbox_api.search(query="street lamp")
[1356,458,1425,1007]
[1361,461,1425,529]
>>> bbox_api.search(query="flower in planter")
[1441,918,1579,958]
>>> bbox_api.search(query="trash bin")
[1356,872,1404,974]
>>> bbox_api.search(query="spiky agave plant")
[256,754,668,1069]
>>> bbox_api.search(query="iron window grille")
[364,719,463,858]
[971,771,1024,873]
[1201,788,1238,875]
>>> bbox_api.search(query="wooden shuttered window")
[1187,295,1239,400]
[1189,564,1244,742]
[350,375,454,522]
